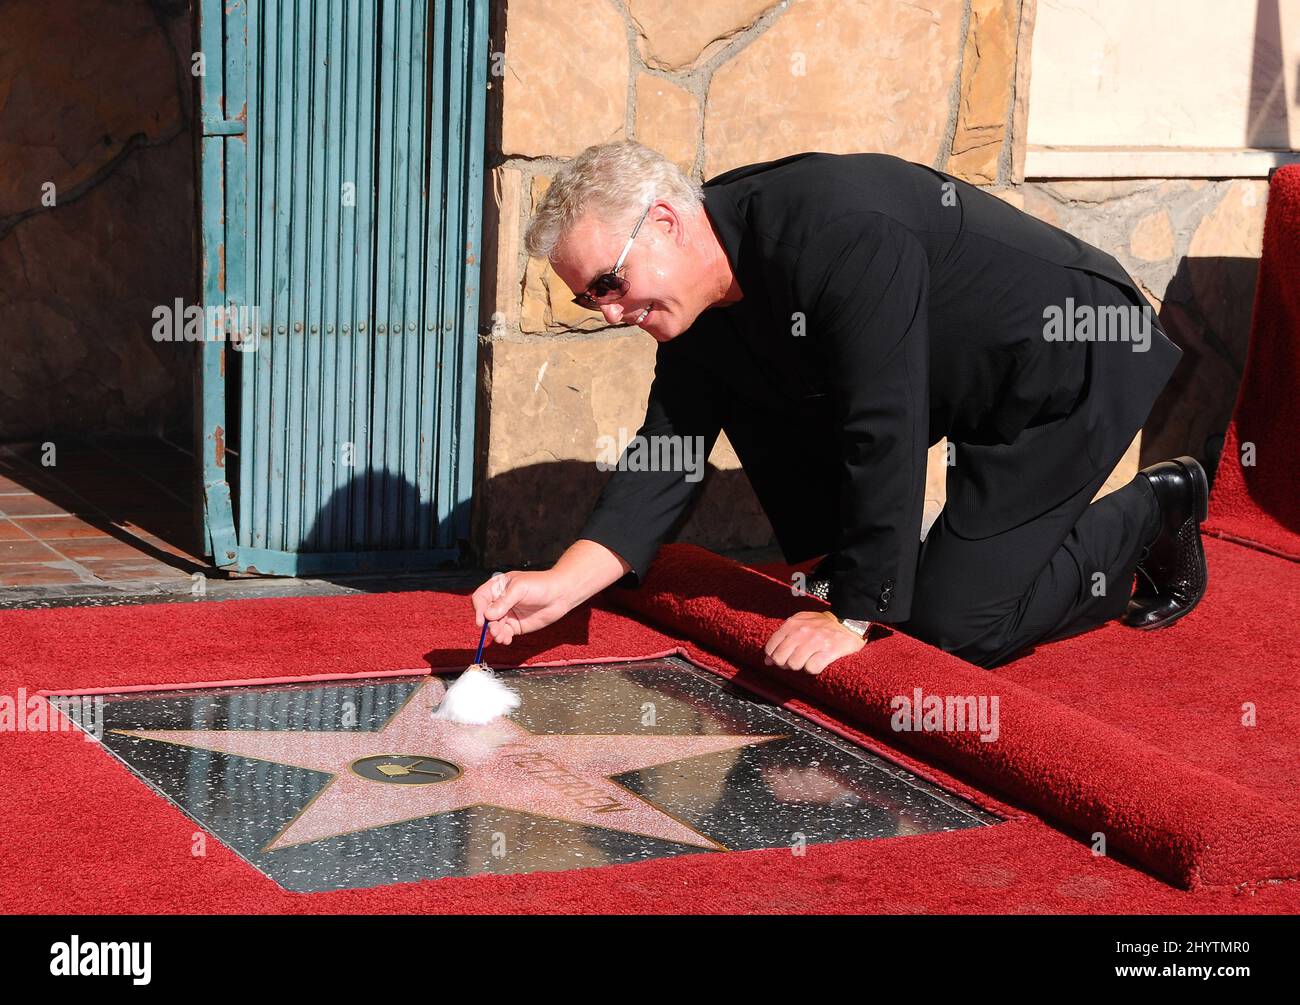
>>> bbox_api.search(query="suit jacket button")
[877,599,890,613]
[883,579,895,589]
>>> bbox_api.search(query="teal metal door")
[196,0,488,575]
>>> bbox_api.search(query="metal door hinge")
[201,116,246,136]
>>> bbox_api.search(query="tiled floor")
[0,439,209,592]
[0,439,490,610]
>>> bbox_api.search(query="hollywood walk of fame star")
[113,677,782,852]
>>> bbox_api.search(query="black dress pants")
[893,466,1160,669]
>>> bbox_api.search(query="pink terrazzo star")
[114,678,780,851]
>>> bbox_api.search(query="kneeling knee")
[896,603,1017,668]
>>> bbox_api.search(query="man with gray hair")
[470,141,1208,672]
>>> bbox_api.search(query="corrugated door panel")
[201,0,486,574]
[426,0,453,552]
[439,1,488,550]
[399,5,428,550]
[327,0,356,554]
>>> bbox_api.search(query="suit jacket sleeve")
[576,332,723,586]
[795,212,931,623]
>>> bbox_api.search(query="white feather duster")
[433,664,521,725]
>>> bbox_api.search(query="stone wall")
[0,1,1266,575]
[1009,179,1266,474]
[0,0,195,443]
[478,0,1268,570]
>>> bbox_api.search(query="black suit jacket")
[578,152,1182,623]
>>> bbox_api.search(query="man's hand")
[469,540,633,648]
[763,610,866,675]
[470,571,575,646]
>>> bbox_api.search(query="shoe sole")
[1176,454,1210,523]
[1129,455,1210,630]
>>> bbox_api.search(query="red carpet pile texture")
[1204,165,1300,561]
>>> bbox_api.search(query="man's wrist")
[551,540,630,612]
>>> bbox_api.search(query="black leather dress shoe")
[1123,455,1209,630]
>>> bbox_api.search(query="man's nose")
[599,303,623,324]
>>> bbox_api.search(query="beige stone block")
[484,336,652,475]
[1133,278,1164,315]
[530,176,550,212]
[486,166,525,333]
[1093,433,1141,501]
[635,73,700,172]
[993,189,1025,210]
[587,335,659,441]
[520,256,550,333]
[500,0,628,157]
[480,335,770,567]
[948,0,1018,185]
[521,258,608,334]
[704,0,965,177]
[1188,180,1267,260]
[709,430,743,470]
[1127,182,1263,463]
[676,444,774,554]
[628,0,776,71]
[1018,185,1062,228]
[1129,210,1175,262]
[521,177,552,333]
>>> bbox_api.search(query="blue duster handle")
[473,619,490,665]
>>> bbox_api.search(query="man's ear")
[651,200,686,246]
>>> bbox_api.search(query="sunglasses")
[571,203,653,310]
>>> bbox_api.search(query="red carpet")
[1204,164,1300,560]
[1,585,1299,915]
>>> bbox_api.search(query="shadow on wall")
[1248,0,1291,145]
[465,459,773,574]
[290,342,1256,582]
[289,459,769,577]
[293,466,470,560]
[0,0,196,442]
[1142,255,1260,482]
